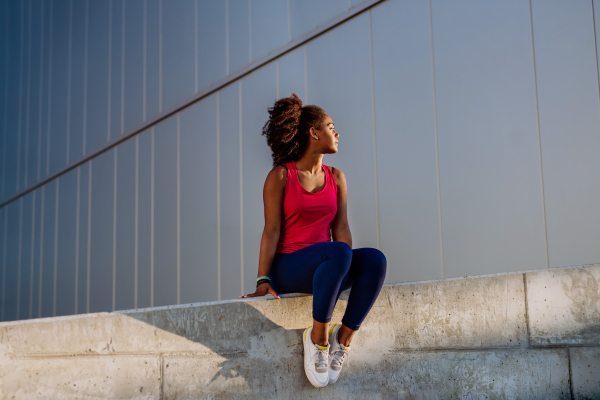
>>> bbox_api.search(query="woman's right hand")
[239,282,280,299]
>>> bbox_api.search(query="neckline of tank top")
[291,161,329,195]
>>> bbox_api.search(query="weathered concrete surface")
[571,347,600,400]
[163,349,570,400]
[527,264,600,346]
[0,355,160,399]
[0,264,599,399]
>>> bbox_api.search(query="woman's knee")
[325,241,353,272]
[364,248,387,278]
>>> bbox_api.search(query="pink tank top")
[275,161,338,254]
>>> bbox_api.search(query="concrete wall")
[1,263,598,399]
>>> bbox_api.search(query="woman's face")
[313,114,339,153]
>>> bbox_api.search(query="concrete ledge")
[1,264,599,399]
[527,264,600,346]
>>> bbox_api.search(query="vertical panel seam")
[368,10,380,251]
[239,81,243,296]
[529,0,550,270]
[66,0,72,164]
[86,161,91,313]
[592,0,600,137]
[1,0,9,198]
[248,0,252,63]
[46,0,53,176]
[16,0,24,193]
[287,0,292,43]
[225,0,229,76]
[38,187,45,318]
[194,0,198,93]
[150,127,154,307]
[112,148,117,311]
[134,136,139,309]
[53,179,58,316]
[177,113,180,305]
[74,167,80,314]
[143,0,147,123]
[428,0,444,279]
[1,208,7,320]
[217,92,221,301]
[121,0,125,131]
[158,0,162,113]
[82,0,88,156]
[36,0,45,182]
[276,60,279,100]
[304,45,307,103]
[107,0,112,142]
[24,0,33,187]
[29,189,36,318]
[16,199,23,318]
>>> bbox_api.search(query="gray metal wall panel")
[76,164,89,314]
[18,192,33,320]
[123,0,144,134]
[146,0,160,117]
[277,46,305,102]
[197,1,226,91]
[179,94,219,304]
[85,0,109,155]
[55,168,77,317]
[432,0,546,278]
[153,117,178,307]
[251,0,288,62]
[241,63,277,296]
[162,0,195,111]
[89,150,114,313]
[17,0,30,193]
[228,0,250,74]
[219,83,241,300]
[290,0,350,39]
[109,0,123,140]
[40,181,55,318]
[531,0,600,268]
[137,130,152,308]
[372,0,442,284]
[31,188,42,318]
[25,1,42,189]
[115,138,136,311]
[3,200,21,320]
[48,0,69,176]
[68,0,85,165]
[4,0,23,200]
[307,12,378,249]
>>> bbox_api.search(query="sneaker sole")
[303,327,329,388]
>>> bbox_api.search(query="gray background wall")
[1,0,599,322]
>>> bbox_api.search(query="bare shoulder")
[265,165,288,188]
[327,165,346,187]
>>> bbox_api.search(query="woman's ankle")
[337,324,356,347]
[311,328,328,346]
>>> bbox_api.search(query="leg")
[270,241,353,345]
[338,248,387,343]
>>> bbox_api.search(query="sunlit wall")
[1,0,599,322]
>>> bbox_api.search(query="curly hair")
[261,93,327,168]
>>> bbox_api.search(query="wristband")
[256,276,270,282]
[256,279,270,288]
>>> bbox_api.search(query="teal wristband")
[256,276,270,282]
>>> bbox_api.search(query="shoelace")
[309,345,330,370]
[331,345,350,368]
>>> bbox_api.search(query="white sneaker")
[328,323,351,383]
[303,326,330,388]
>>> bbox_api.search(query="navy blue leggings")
[269,241,387,330]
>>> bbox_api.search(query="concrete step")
[1,264,599,399]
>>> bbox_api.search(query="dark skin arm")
[330,167,352,247]
[239,165,287,299]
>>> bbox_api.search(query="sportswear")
[303,326,330,388]
[328,323,351,383]
[275,161,337,254]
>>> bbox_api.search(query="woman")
[239,93,387,388]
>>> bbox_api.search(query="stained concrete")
[527,264,600,346]
[1,264,599,399]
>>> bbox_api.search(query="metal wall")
[1,0,600,321]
